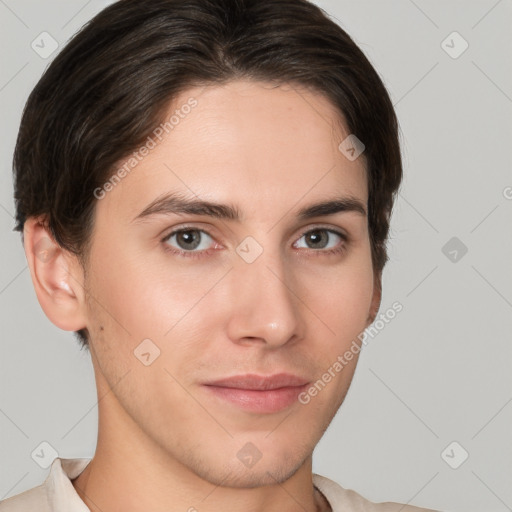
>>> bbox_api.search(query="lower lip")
[202,384,309,414]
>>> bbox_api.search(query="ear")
[366,271,382,326]
[23,216,87,332]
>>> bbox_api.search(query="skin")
[24,79,381,512]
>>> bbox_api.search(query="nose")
[224,250,305,349]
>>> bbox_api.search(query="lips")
[203,373,309,391]
[202,373,310,413]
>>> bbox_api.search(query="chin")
[212,462,304,489]
[187,447,308,489]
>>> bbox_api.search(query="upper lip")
[204,373,309,391]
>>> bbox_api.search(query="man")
[1,0,440,510]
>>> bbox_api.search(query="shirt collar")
[46,457,92,512]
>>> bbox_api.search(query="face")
[77,79,379,487]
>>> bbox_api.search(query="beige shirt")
[0,457,440,512]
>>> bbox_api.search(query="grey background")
[1,1,511,511]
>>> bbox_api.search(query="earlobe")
[23,216,87,332]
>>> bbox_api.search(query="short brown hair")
[13,0,403,349]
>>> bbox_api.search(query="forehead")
[97,79,367,223]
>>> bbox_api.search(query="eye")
[162,227,216,259]
[293,227,347,255]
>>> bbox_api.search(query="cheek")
[299,251,375,343]
[88,241,222,341]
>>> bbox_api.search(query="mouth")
[202,373,310,414]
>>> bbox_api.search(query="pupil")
[179,230,200,250]
[308,230,327,248]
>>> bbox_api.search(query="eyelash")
[161,225,348,260]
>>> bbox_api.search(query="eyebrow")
[131,191,367,223]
